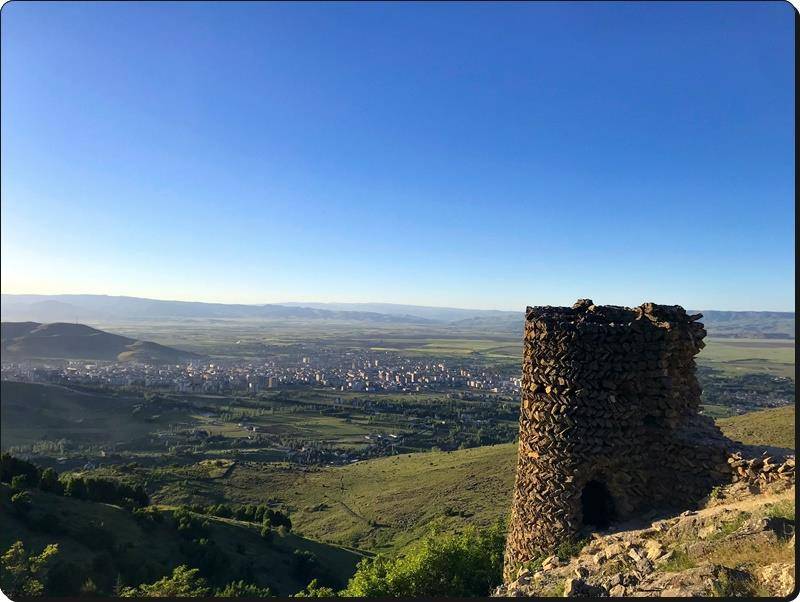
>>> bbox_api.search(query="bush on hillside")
[60,474,148,507]
[0,453,40,487]
[215,579,274,597]
[294,578,336,597]
[10,490,32,516]
[119,565,211,597]
[173,507,210,539]
[39,468,63,495]
[120,564,211,598]
[343,521,506,597]
[291,549,319,582]
[0,541,60,598]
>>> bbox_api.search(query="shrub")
[292,550,319,581]
[555,536,589,561]
[264,509,292,531]
[180,538,230,582]
[712,570,762,597]
[11,474,29,491]
[659,548,696,572]
[0,541,59,598]
[61,475,88,499]
[39,468,63,495]
[215,580,273,597]
[710,512,750,541]
[343,521,506,597]
[120,565,211,597]
[765,499,795,521]
[294,578,336,597]
[10,490,32,516]
[133,506,164,530]
[0,453,40,487]
[173,507,209,539]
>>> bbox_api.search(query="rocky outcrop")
[504,300,731,578]
[494,481,795,597]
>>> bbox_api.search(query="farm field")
[699,338,795,379]
[0,380,518,472]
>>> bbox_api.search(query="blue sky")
[1,1,794,311]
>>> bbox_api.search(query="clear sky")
[1,1,794,311]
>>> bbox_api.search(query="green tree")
[343,522,506,597]
[38,468,63,494]
[215,580,273,597]
[120,565,211,597]
[0,454,40,486]
[293,579,336,597]
[61,475,87,499]
[0,541,59,598]
[10,491,32,516]
[10,474,28,491]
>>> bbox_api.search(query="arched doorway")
[581,479,616,529]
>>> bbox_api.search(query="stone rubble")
[494,484,796,597]
[727,452,795,487]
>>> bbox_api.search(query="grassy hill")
[717,405,795,450]
[0,483,360,596]
[0,380,194,450]
[147,406,795,555]
[1,321,199,363]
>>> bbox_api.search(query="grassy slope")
[150,444,518,555]
[152,406,795,555]
[0,380,193,449]
[0,484,360,595]
[716,405,796,449]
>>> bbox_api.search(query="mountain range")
[1,321,200,363]
[0,294,794,338]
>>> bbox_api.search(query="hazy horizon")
[0,291,795,314]
[1,2,795,312]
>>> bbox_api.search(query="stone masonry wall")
[503,300,731,580]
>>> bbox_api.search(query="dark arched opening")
[581,480,616,529]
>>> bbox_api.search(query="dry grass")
[704,536,794,570]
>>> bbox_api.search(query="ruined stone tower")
[503,300,731,579]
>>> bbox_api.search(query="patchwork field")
[699,338,795,379]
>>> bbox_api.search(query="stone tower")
[503,300,730,579]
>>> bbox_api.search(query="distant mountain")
[693,310,795,339]
[0,295,792,338]
[280,301,520,323]
[0,295,434,324]
[1,322,201,363]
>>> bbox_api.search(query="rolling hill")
[2,295,792,338]
[0,483,361,596]
[0,322,200,363]
[0,295,434,325]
